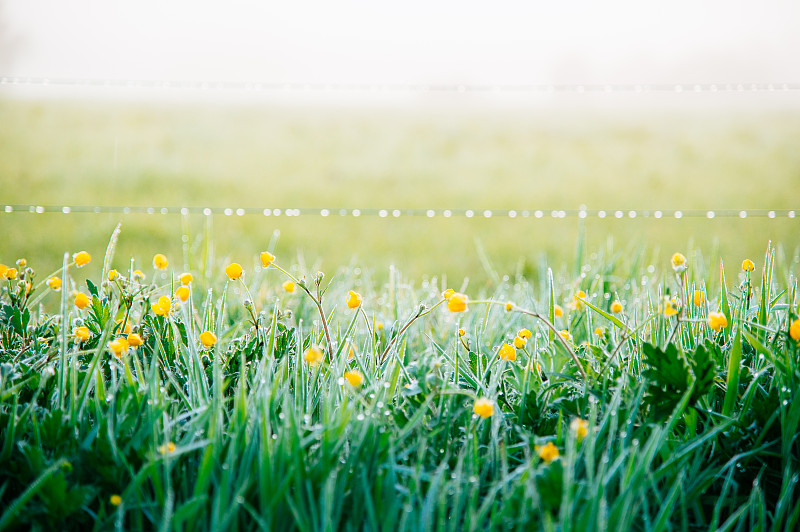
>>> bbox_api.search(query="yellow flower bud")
[175,285,190,302]
[707,311,728,332]
[260,251,276,268]
[693,290,704,306]
[225,263,243,280]
[47,277,62,291]
[742,259,755,272]
[74,292,90,309]
[346,290,362,309]
[344,370,363,387]
[473,398,494,418]
[513,336,526,349]
[535,442,559,463]
[153,254,168,270]
[73,251,91,267]
[282,280,295,293]
[498,343,516,361]
[304,346,324,366]
[611,301,623,313]
[180,272,193,285]
[200,331,217,347]
[447,293,468,313]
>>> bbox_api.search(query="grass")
[1,97,800,281]
[0,234,799,530]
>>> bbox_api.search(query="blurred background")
[1,1,799,284]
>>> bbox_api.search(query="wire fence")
[2,204,797,220]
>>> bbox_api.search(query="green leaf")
[689,341,716,402]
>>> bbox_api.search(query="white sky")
[2,0,799,86]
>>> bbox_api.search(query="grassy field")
[1,97,799,284]
[0,238,798,530]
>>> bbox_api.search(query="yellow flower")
[447,293,468,313]
[74,326,90,342]
[133,270,145,281]
[573,290,587,309]
[347,290,362,309]
[225,263,243,280]
[260,251,276,268]
[473,398,494,418]
[559,330,572,342]
[73,251,91,267]
[47,277,62,291]
[376,321,384,330]
[74,292,90,309]
[513,336,527,349]
[344,370,363,387]
[553,304,563,317]
[594,327,604,337]
[343,341,356,359]
[518,328,532,339]
[3,267,18,280]
[458,328,466,337]
[498,343,516,361]
[535,442,560,463]
[107,337,129,357]
[116,319,132,335]
[110,494,122,506]
[443,288,455,299]
[151,295,172,316]
[789,319,800,341]
[671,252,687,273]
[570,418,589,442]
[108,269,120,281]
[661,298,679,317]
[127,332,143,347]
[741,259,755,272]
[505,302,514,311]
[180,272,193,285]
[200,331,217,347]
[158,442,176,455]
[153,254,168,270]
[0,264,7,277]
[611,301,623,314]
[693,290,704,306]
[304,346,324,366]
[282,280,296,293]
[707,311,728,332]
[175,285,190,302]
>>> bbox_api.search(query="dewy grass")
[0,237,799,531]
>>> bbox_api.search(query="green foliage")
[0,241,799,531]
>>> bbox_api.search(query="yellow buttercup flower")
[498,343,516,361]
[116,319,132,335]
[447,293,468,313]
[282,280,296,293]
[693,290,704,306]
[553,305,563,317]
[225,263,243,280]
[443,288,455,299]
[73,251,91,267]
[458,328,466,337]
[344,370,363,387]
[559,330,573,342]
[74,326,90,342]
[3,267,18,280]
[611,301,623,314]
[570,418,589,442]
[180,272,193,285]
[347,290,362,309]
[47,277,62,291]
[107,337,129,357]
[343,341,356,359]
[304,346,324,366]
[151,295,172,316]
[153,254,168,270]
[518,328,532,339]
[133,270,145,281]
[505,302,514,311]
[158,442,176,455]
[594,327,604,337]
[473,398,494,419]
[707,312,728,332]
[110,494,122,506]
[260,251,276,268]
[789,319,800,341]
[74,292,90,309]
[513,336,526,349]
[200,331,217,347]
[376,321,384,331]
[741,259,755,272]
[175,285,190,302]
[573,290,587,309]
[16,258,26,267]
[0,264,7,277]
[671,252,687,273]
[535,442,559,463]
[127,332,143,347]
[108,269,120,281]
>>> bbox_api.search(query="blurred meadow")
[1,96,799,285]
